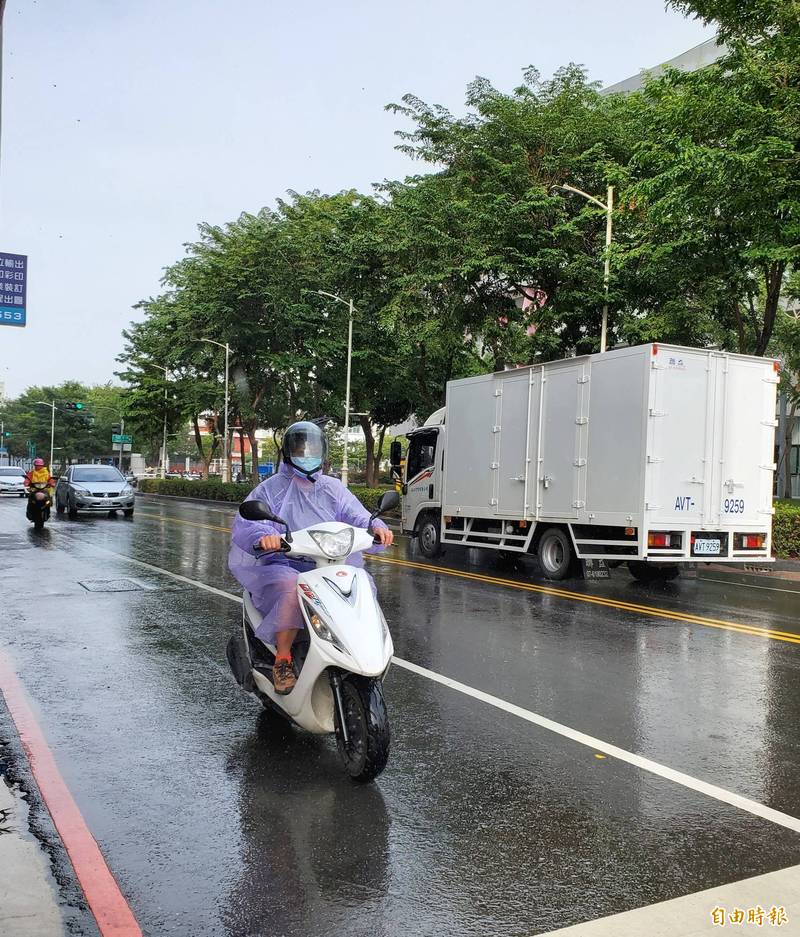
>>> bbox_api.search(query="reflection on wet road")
[1,494,799,936]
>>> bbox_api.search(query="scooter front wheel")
[334,675,390,783]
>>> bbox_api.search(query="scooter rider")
[228,421,394,695]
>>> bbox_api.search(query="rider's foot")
[273,656,296,695]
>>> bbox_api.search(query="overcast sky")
[0,0,713,396]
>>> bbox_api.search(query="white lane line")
[699,576,800,597]
[80,540,800,835]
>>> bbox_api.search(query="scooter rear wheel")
[334,675,390,783]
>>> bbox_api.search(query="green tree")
[384,66,639,362]
[615,0,800,356]
[0,382,128,469]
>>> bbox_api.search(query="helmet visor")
[284,422,327,471]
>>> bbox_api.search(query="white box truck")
[393,343,779,581]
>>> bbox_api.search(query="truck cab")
[393,409,445,557]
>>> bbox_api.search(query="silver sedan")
[55,464,136,518]
[0,466,27,497]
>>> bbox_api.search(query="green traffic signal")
[2,431,10,438]
[64,402,85,411]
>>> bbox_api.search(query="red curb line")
[0,651,143,937]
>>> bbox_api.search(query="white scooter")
[227,491,399,782]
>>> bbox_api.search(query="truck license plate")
[694,539,721,555]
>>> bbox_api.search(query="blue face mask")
[294,456,321,473]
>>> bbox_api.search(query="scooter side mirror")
[239,499,281,523]
[374,490,400,517]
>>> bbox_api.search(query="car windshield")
[72,468,124,483]
[0,468,24,476]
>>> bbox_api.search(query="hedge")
[138,477,397,514]
[773,500,800,559]
[138,478,251,502]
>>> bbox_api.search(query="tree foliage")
[119,5,800,487]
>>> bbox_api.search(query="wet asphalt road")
[1,493,799,936]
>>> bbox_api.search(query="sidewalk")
[697,558,800,593]
[0,774,63,937]
[542,863,800,936]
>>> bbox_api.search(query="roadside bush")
[137,477,398,514]
[138,478,251,502]
[773,500,800,559]
[349,485,397,515]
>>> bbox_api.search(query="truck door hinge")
[492,425,501,433]
[572,500,586,509]
[541,475,552,489]
[490,462,499,470]
[646,455,663,464]
[576,376,589,384]
[575,417,588,425]
[573,458,587,467]
[649,409,667,418]
[645,502,660,510]
[494,389,503,397]
[489,498,498,506]
[759,463,777,471]
[761,419,778,427]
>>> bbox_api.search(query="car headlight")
[121,485,133,495]
[73,486,92,497]
[309,528,354,559]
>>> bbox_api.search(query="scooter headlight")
[309,527,354,559]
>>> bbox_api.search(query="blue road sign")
[0,251,27,328]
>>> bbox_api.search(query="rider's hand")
[257,534,284,552]
[373,527,394,547]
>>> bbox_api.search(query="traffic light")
[111,423,122,434]
[2,431,10,438]
[64,402,84,411]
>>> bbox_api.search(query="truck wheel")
[537,527,574,580]
[417,514,442,559]
[629,562,680,583]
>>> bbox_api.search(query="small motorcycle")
[227,490,399,782]
[26,481,52,531]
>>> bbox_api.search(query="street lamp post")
[550,183,614,353]
[194,338,231,483]
[34,400,56,468]
[316,290,355,488]
[142,363,170,479]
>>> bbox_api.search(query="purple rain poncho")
[228,463,388,644]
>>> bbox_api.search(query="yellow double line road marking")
[137,509,800,647]
[368,555,800,646]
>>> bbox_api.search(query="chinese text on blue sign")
[0,252,27,328]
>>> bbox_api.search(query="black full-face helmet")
[282,421,328,479]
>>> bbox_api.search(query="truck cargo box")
[441,343,778,563]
